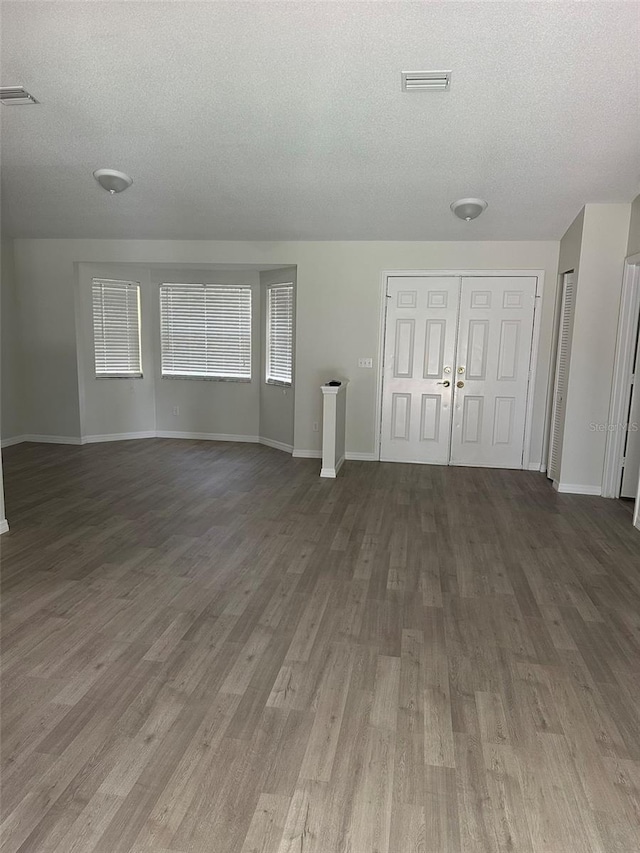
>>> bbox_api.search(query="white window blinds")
[266,284,294,385]
[92,279,142,378]
[160,284,252,380]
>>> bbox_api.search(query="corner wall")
[558,203,632,492]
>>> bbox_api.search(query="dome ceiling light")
[450,198,488,221]
[93,169,133,194]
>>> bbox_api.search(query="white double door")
[380,275,537,468]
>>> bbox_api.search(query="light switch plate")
[358,358,373,368]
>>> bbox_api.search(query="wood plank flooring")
[1,439,640,852]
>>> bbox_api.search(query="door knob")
[457,381,465,388]
[457,366,465,374]
[437,380,450,387]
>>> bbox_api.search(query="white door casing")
[450,277,537,469]
[380,276,459,464]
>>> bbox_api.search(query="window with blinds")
[160,284,252,380]
[92,279,142,378]
[266,284,294,386]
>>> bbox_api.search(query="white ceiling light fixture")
[450,198,488,221]
[93,168,133,194]
[401,71,451,92]
[0,86,38,105]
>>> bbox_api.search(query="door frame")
[376,269,546,467]
[602,252,640,498]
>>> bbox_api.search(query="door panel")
[450,276,537,468]
[381,277,459,464]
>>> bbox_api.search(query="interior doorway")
[602,253,640,512]
[378,271,542,469]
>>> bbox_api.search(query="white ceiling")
[1,0,639,241]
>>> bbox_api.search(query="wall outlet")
[172,406,179,416]
[312,421,319,432]
[358,357,373,368]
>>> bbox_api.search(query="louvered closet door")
[450,277,537,469]
[380,277,460,464]
[548,273,575,481]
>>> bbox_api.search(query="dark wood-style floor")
[1,440,640,853]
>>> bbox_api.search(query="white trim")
[553,480,602,496]
[292,449,322,459]
[0,519,9,535]
[156,431,259,443]
[376,269,545,468]
[3,431,294,451]
[320,455,345,479]
[345,451,377,461]
[527,461,545,472]
[7,435,82,447]
[259,437,293,454]
[1,435,27,448]
[82,431,157,444]
[523,275,545,470]
[602,254,640,498]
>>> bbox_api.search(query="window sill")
[161,374,252,383]
[266,379,292,388]
[95,374,143,380]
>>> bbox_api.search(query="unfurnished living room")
[1,1,640,851]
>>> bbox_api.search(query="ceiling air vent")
[0,86,38,105]
[401,71,451,92]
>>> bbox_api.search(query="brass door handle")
[457,381,465,388]
[437,380,450,387]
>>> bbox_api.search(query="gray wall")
[558,204,632,490]
[77,263,156,439]
[76,265,264,440]
[1,239,22,439]
[151,268,261,438]
[8,238,560,464]
[259,267,296,449]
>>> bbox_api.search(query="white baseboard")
[553,481,602,496]
[320,455,345,479]
[2,431,294,451]
[0,519,9,535]
[1,435,27,448]
[293,449,377,461]
[527,461,545,472]
[82,431,157,444]
[259,437,293,454]
[345,451,377,461]
[156,431,259,443]
[19,434,83,446]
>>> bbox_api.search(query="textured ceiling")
[1,0,639,241]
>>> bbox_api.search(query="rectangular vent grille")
[401,71,451,92]
[0,86,38,105]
